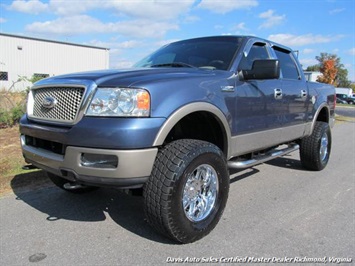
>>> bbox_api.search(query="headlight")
[86,88,150,117]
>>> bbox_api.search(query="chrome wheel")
[320,131,329,162]
[182,164,219,222]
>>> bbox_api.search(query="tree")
[350,83,355,94]
[317,58,337,85]
[306,64,320,72]
[336,68,351,88]
[306,53,351,87]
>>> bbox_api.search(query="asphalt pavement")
[335,105,355,118]
[1,120,354,265]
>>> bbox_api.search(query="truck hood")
[34,68,227,88]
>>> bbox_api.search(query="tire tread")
[300,121,331,171]
[143,139,228,243]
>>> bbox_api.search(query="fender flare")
[152,102,232,158]
[307,103,331,136]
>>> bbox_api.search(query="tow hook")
[63,183,87,190]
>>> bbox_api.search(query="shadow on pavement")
[228,153,306,183]
[11,172,175,244]
[9,170,52,193]
[264,155,306,171]
[10,154,304,244]
[229,167,260,184]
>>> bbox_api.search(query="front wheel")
[300,121,331,171]
[143,139,229,243]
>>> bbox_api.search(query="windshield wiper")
[150,62,196,68]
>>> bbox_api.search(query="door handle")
[301,90,307,98]
[274,88,283,100]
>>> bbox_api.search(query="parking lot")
[336,105,355,118]
[1,118,354,265]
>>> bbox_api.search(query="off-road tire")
[143,139,229,243]
[47,172,98,194]
[300,121,331,171]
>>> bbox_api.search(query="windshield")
[134,36,243,71]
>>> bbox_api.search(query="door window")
[273,47,300,80]
[238,43,270,71]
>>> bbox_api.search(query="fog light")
[81,153,118,169]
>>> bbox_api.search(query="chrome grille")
[32,87,85,123]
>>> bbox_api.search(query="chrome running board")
[228,144,299,169]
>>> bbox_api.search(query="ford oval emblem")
[42,96,57,109]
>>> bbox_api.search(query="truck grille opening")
[31,86,85,123]
[25,135,65,155]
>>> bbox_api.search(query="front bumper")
[21,135,158,188]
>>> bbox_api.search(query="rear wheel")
[47,172,98,194]
[300,121,331,171]
[143,139,229,243]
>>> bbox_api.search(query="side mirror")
[241,59,280,80]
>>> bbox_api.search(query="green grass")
[335,115,355,123]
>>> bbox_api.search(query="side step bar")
[228,144,299,169]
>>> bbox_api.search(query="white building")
[0,33,109,91]
[303,71,322,82]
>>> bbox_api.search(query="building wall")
[0,33,109,91]
[303,71,322,82]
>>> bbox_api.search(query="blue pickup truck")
[20,36,335,243]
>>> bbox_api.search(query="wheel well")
[316,107,329,123]
[164,111,227,156]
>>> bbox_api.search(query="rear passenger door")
[272,46,309,138]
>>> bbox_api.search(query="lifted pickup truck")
[20,36,335,243]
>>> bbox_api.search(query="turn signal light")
[137,91,150,111]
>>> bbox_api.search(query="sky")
[0,0,354,81]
